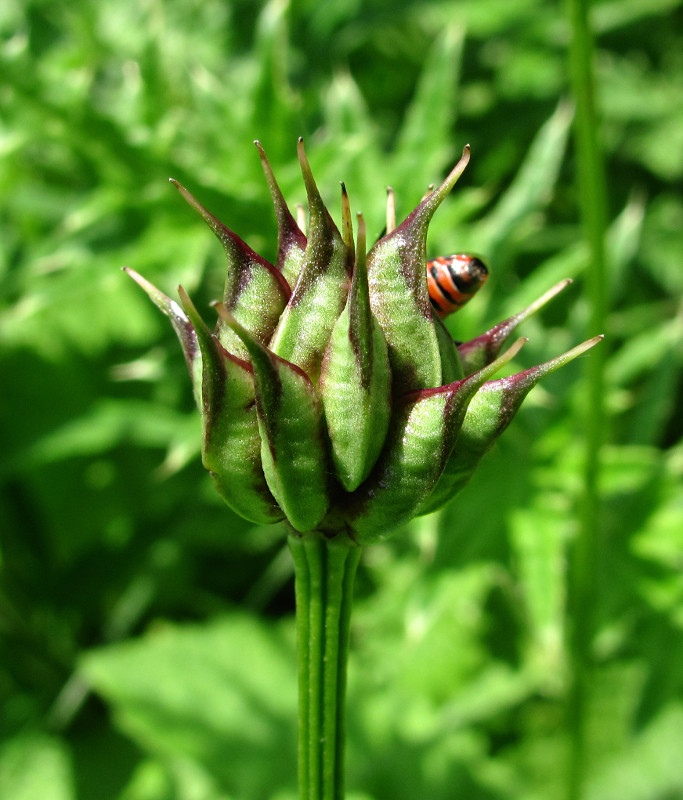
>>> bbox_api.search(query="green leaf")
[0,734,74,800]
[393,25,465,182]
[81,614,298,800]
[476,101,573,257]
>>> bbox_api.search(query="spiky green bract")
[458,279,573,376]
[347,338,527,544]
[215,303,330,533]
[418,335,605,515]
[178,288,283,525]
[269,139,352,383]
[170,179,290,360]
[123,267,202,407]
[320,214,391,492]
[254,140,307,289]
[434,313,465,384]
[367,145,471,393]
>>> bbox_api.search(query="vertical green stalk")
[564,0,608,798]
[289,535,362,800]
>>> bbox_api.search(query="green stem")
[565,0,609,798]
[289,535,362,800]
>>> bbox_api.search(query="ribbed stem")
[289,535,362,800]
[565,0,609,798]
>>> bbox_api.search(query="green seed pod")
[319,213,391,491]
[127,141,602,537]
[367,146,470,393]
[346,338,527,544]
[418,335,604,515]
[171,180,290,359]
[268,139,353,383]
[215,304,330,533]
[178,288,283,525]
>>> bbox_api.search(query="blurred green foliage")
[1,0,682,798]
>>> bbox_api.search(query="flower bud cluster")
[126,140,601,543]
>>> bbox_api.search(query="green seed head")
[127,141,602,543]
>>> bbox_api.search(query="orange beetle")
[426,254,489,317]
